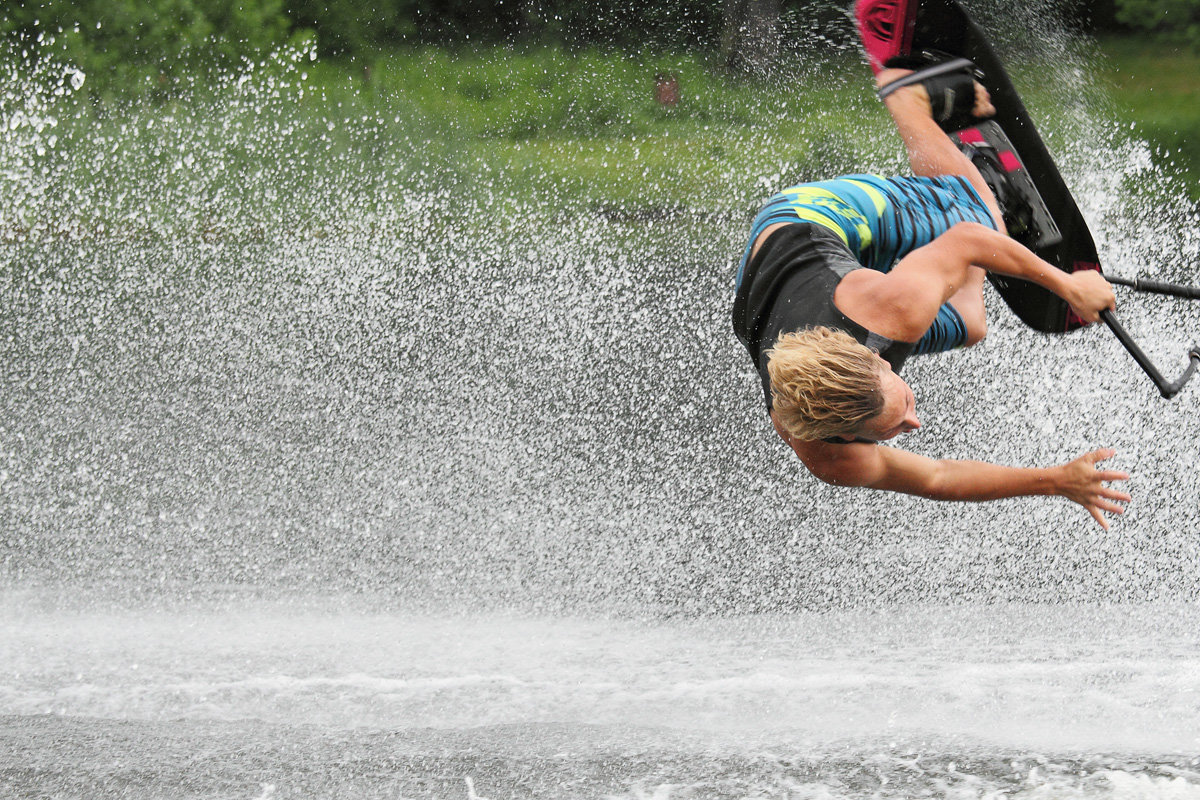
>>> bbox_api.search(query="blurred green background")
[3,0,1200,199]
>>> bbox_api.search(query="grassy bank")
[1095,36,1200,195]
[296,46,892,213]
[19,35,1200,237]
[30,45,882,223]
[315,39,1200,206]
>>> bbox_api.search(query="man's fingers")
[973,84,994,117]
[1074,450,1128,529]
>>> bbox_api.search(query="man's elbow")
[935,222,1002,266]
[903,462,959,501]
[944,220,996,245]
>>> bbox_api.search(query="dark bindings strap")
[961,140,1035,240]
[877,56,981,133]
[951,121,1064,251]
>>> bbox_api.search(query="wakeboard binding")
[952,122,1063,251]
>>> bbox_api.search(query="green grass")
[1095,36,1200,195]
[290,46,889,211]
[17,37,1200,241]
[357,47,902,213]
[295,40,1200,207]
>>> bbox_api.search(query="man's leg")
[875,68,1004,227]
[876,68,999,346]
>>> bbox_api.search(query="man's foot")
[876,67,995,123]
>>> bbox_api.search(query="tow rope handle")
[1101,309,1200,399]
[1108,274,1200,300]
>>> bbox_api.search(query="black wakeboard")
[857,0,1099,334]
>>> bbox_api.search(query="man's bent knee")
[964,318,987,347]
[959,305,988,347]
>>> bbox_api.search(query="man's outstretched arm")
[784,432,1131,529]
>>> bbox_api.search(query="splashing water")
[3,8,1200,798]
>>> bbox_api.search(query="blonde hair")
[766,327,884,441]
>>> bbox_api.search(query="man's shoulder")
[783,429,884,488]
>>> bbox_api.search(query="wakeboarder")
[732,63,1131,528]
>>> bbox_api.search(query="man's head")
[766,327,920,442]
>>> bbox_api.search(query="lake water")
[5,599,1200,798]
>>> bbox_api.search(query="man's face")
[846,357,920,442]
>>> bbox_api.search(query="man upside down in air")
[732,60,1131,528]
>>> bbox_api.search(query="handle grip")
[1101,309,1200,399]
[1107,275,1200,300]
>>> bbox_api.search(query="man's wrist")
[1036,258,1072,300]
[1037,464,1064,496]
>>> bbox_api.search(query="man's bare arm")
[891,222,1116,323]
[836,221,1116,345]
[866,446,1130,529]
[782,429,1131,529]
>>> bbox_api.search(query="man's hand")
[1054,448,1131,529]
[1063,269,1117,324]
